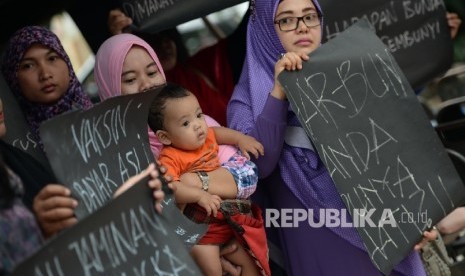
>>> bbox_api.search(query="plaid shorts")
[221,150,258,199]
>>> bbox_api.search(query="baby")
[148,83,270,276]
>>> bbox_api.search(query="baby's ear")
[156,130,172,145]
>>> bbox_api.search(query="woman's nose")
[140,77,153,92]
[297,19,309,33]
[39,65,52,81]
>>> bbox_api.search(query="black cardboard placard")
[11,175,202,275]
[320,0,453,90]
[278,19,465,275]
[0,73,51,168]
[119,0,247,33]
[40,87,207,247]
[40,89,157,219]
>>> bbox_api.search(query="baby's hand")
[197,193,221,217]
[237,135,264,159]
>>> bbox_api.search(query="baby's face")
[162,93,208,151]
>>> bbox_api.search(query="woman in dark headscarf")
[0,26,166,242]
[0,26,92,239]
[1,25,93,150]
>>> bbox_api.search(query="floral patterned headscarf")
[1,26,92,148]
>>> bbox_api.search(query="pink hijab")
[94,33,235,161]
[94,33,166,100]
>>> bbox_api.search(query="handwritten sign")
[11,175,202,276]
[0,73,51,168]
[40,90,156,219]
[118,0,247,33]
[40,88,207,247]
[279,19,465,275]
[319,0,453,90]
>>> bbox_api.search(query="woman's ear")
[156,130,172,145]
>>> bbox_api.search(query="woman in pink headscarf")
[93,33,258,207]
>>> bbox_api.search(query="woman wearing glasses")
[227,0,432,275]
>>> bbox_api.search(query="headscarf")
[1,26,93,149]
[94,33,165,101]
[94,33,166,157]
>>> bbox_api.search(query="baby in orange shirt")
[148,83,270,276]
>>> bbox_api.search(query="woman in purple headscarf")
[0,25,92,239]
[228,0,432,275]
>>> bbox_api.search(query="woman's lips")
[42,84,56,93]
[295,39,313,46]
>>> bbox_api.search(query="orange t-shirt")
[158,128,220,181]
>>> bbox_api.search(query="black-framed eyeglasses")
[274,13,322,32]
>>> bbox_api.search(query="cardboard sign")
[279,19,465,275]
[40,88,207,247]
[11,175,202,276]
[320,0,454,90]
[0,74,51,169]
[119,0,247,33]
[40,89,157,219]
